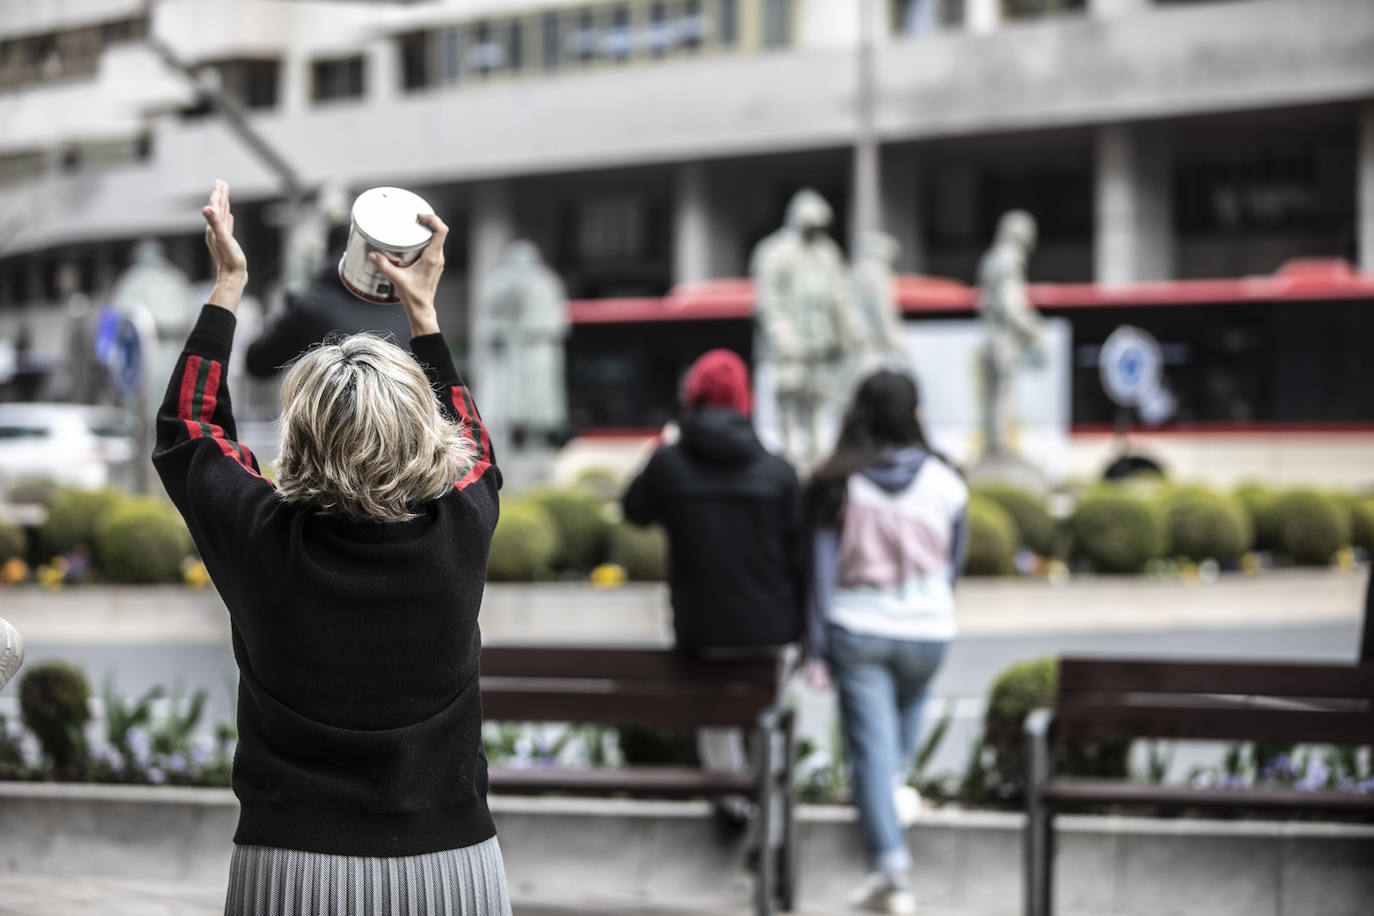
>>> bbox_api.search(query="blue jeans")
[826,623,948,876]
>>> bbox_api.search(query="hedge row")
[3,485,192,584]
[968,480,1372,576]
[487,486,667,582]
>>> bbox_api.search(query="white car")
[0,403,136,493]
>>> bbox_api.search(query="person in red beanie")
[624,348,804,652]
[622,348,806,836]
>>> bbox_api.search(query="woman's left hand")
[201,179,248,313]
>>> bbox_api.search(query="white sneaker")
[0,617,23,693]
[894,784,922,827]
[849,873,917,915]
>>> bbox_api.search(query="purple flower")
[168,753,188,773]
[147,767,166,785]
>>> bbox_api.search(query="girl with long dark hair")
[806,370,969,915]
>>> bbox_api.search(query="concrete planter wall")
[2,783,1371,915]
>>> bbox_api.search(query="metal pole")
[850,0,882,255]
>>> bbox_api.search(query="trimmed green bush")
[983,656,1129,801]
[1266,490,1350,566]
[1167,487,1253,563]
[1070,487,1165,573]
[529,488,612,571]
[609,522,668,581]
[0,520,24,563]
[1351,499,1374,556]
[1234,484,1281,552]
[37,487,127,560]
[92,499,193,584]
[487,500,559,582]
[965,497,1017,576]
[19,660,92,778]
[972,484,1055,556]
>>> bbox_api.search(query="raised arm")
[370,214,499,491]
[153,182,276,576]
[153,179,261,481]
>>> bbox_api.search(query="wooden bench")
[1023,656,1374,916]
[480,645,799,915]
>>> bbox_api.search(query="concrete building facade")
[1,0,1373,365]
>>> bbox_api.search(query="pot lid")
[350,187,435,249]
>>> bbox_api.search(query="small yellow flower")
[589,563,627,588]
[1335,547,1355,572]
[182,559,211,589]
[38,564,65,590]
[0,557,28,584]
[1240,552,1261,575]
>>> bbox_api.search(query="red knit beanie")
[684,349,752,417]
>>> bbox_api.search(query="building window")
[508,21,524,72]
[312,55,365,102]
[399,31,432,90]
[542,13,561,70]
[569,10,597,65]
[1001,0,1085,19]
[606,5,632,62]
[212,59,280,109]
[682,0,704,51]
[719,0,739,46]
[762,0,791,48]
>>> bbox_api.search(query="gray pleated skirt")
[225,836,512,916]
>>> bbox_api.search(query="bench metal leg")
[778,707,798,911]
[754,716,776,916]
[1024,709,1054,916]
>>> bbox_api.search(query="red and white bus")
[561,259,1374,487]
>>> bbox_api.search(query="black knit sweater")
[153,304,500,857]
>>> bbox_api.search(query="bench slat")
[482,682,775,727]
[488,766,755,797]
[1042,777,1374,813]
[1058,658,1374,700]
[481,645,785,685]
[1055,702,1374,745]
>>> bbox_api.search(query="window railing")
[398,0,789,94]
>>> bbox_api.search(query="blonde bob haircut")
[275,334,474,523]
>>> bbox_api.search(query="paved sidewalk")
[0,876,1013,916]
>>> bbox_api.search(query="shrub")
[19,660,92,778]
[38,487,127,561]
[1351,499,1374,556]
[0,520,24,564]
[1234,484,1281,552]
[1167,487,1253,563]
[1266,490,1350,566]
[1070,487,1165,573]
[529,488,612,571]
[486,500,558,582]
[983,657,1129,801]
[964,497,1016,576]
[609,522,668,581]
[972,484,1055,556]
[92,499,193,584]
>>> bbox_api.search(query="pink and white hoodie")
[808,448,969,655]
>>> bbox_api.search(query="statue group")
[470,189,1045,477]
[752,191,1046,470]
[750,189,909,467]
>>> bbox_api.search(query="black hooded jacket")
[245,258,413,377]
[622,407,807,652]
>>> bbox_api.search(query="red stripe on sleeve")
[201,359,222,423]
[450,385,492,491]
[179,355,203,439]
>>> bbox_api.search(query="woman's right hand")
[201,179,248,314]
[369,212,447,337]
